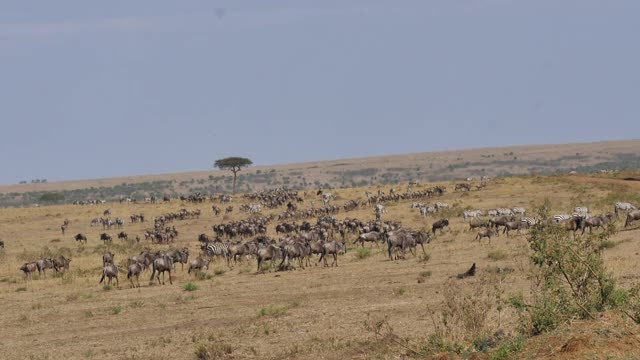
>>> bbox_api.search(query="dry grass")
[0,172,639,358]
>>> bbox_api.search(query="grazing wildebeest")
[582,214,614,234]
[117,231,128,241]
[53,255,71,272]
[188,257,210,275]
[353,231,382,248]
[127,262,145,288]
[20,262,38,279]
[257,244,281,273]
[36,258,55,277]
[74,233,87,244]
[149,255,173,285]
[100,233,112,242]
[432,219,449,234]
[103,209,112,216]
[475,229,499,244]
[625,210,640,228]
[99,264,119,286]
[103,252,115,267]
[0,239,4,249]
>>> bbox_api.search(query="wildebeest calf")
[475,229,499,244]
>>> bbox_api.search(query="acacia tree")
[214,157,253,194]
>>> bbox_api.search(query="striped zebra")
[553,214,573,224]
[615,202,637,214]
[203,241,230,260]
[435,202,449,211]
[487,209,498,217]
[420,206,436,217]
[573,207,589,215]
[463,209,483,221]
[511,207,526,215]
[496,208,514,216]
[520,217,538,228]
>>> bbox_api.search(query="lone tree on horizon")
[214,157,253,194]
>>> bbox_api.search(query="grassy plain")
[1,173,640,359]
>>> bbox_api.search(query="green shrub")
[111,306,122,315]
[184,282,199,292]
[356,248,372,259]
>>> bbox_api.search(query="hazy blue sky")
[1,1,638,184]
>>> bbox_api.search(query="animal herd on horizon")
[4,179,640,290]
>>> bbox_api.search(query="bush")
[184,282,199,292]
[195,342,235,359]
[511,199,627,336]
[258,305,289,317]
[111,306,122,315]
[487,250,508,261]
[356,248,372,259]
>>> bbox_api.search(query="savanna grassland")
[1,173,640,359]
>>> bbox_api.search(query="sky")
[1,1,639,184]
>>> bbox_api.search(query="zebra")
[248,204,262,213]
[435,202,449,211]
[573,207,589,215]
[615,202,637,215]
[553,214,573,224]
[202,241,230,261]
[520,217,538,228]
[115,218,124,229]
[496,208,514,216]
[420,206,436,217]
[462,210,483,221]
[487,209,498,217]
[511,207,526,215]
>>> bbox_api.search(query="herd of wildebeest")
[5,180,640,289]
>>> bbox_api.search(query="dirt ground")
[0,174,639,359]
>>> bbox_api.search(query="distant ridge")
[1,139,638,206]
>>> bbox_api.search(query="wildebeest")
[103,251,115,267]
[502,221,524,236]
[582,214,615,234]
[318,240,346,267]
[100,233,112,242]
[99,264,119,286]
[117,231,128,241]
[432,219,449,234]
[53,255,71,272]
[36,258,55,277]
[475,229,499,244]
[385,231,415,260]
[74,233,87,243]
[625,210,640,228]
[127,262,145,288]
[150,255,173,285]
[0,239,4,249]
[353,231,382,248]
[257,244,281,273]
[20,262,38,279]
[489,216,514,231]
[279,240,310,270]
[455,183,470,192]
[188,257,210,275]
